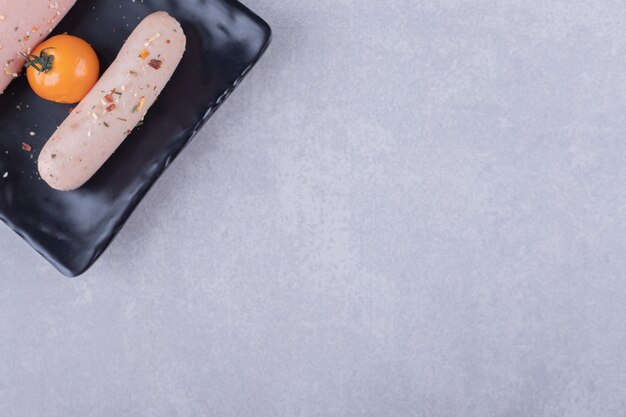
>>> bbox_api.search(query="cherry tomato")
[23,34,99,104]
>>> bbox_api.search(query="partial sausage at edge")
[0,0,77,93]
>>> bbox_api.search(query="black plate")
[0,0,271,276]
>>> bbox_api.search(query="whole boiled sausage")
[38,11,186,191]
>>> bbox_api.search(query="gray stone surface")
[2,0,626,415]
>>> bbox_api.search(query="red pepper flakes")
[106,103,116,112]
[166,39,171,44]
[148,59,162,70]
[138,48,150,60]
[104,94,114,103]
[22,143,31,152]
[68,107,75,114]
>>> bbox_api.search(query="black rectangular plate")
[0,0,271,276]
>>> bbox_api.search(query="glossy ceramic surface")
[0,0,271,276]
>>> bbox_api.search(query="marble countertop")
[2,0,625,415]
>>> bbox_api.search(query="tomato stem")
[20,48,55,73]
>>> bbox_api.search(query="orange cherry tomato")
[23,34,99,104]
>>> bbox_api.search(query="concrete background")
[2,0,626,415]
